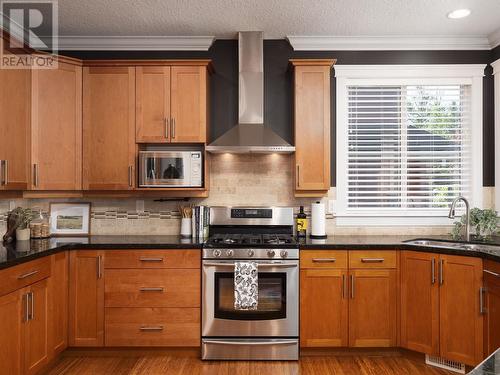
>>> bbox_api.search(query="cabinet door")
[0,289,24,375]
[48,252,69,357]
[300,269,348,347]
[0,68,30,190]
[400,251,439,356]
[293,64,330,192]
[349,269,397,347]
[69,251,104,346]
[24,279,49,375]
[439,255,483,366]
[31,61,82,190]
[170,66,207,143]
[83,67,135,190]
[136,66,171,143]
[483,261,500,357]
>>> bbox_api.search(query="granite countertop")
[468,348,500,375]
[1,234,499,270]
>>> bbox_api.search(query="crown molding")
[492,59,500,75]
[488,28,500,49]
[57,35,215,51]
[287,35,492,51]
[334,64,487,78]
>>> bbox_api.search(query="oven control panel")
[231,208,272,219]
[202,247,299,260]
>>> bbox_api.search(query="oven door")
[202,259,299,337]
[139,151,191,187]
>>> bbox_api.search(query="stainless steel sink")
[404,239,500,253]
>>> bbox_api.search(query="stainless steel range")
[202,207,299,360]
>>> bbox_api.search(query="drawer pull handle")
[139,257,164,262]
[484,269,500,277]
[139,287,164,292]
[17,270,39,280]
[140,326,164,331]
[361,258,384,263]
[312,258,336,263]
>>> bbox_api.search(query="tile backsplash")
[0,154,495,236]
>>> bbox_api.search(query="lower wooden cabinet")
[0,289,24,375]
[401,251,483,366]
[68,251,105,347]
[48,252,69,357]
[483,260,500,357]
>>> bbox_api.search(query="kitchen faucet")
[448,196,470,242]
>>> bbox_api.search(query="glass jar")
[30,207,51,239]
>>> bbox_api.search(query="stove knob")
[267,250,276,258]
[247,249,255,257]
[213,249,221,257]
[226,249,234,257]
[280,250,288,258]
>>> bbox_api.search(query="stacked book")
[192,206,209,239]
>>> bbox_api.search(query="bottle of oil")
[296,206,307,238]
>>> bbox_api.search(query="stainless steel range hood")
[206,32,295,154]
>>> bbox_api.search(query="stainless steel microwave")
[138,151,203,188]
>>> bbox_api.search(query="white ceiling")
[58,0,500,42]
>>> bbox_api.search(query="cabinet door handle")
[4,160,7,186]
[128,166,133,187]
[312,258,336,263]
[33,164,39,187]
[0,160,4,186]
[361,258,384,263]
[30,292,34,320]
[24,293,30,322]
[296,165,300,187]
[431,258,436,284]
[139,287,164,292]
[97,255,103,279]
[484,269,500,278]
[139,257,164,262]
[480,287,487,314]
[171,118,176,139]
[164,118,169,139]
[342,274,346,299]
[350,274,355,299]
[140,326,164,331]
[439,259,444,285]
[17,270,39,279]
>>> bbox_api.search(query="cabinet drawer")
[105,269,200,308]
[349,251,397,269]
[301,250,348,269]
[105,307,200,347]
[0,257,51,297]
[104,249,200,269]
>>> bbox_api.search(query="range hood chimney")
[206,31,295,154]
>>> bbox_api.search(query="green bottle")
[296,206,307,238]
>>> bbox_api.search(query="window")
[335,65,485,225]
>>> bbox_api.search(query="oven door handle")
[203,339,298,346]
[203,262,297,268]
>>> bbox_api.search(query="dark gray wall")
[61,40,496,187]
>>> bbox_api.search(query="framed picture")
[49,202,91,236]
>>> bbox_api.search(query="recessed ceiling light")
[447,9,471,19]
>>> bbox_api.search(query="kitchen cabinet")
[68,251,105,347]
[0,67,30,191]
[348,251,398,347]
[136,65,208,143]
[401,252,483,366]
[31,58,82,190]
[83,66,135,190]
[48,252,69,358]
[291,59,335,197]
[483,260,500,357]
[0,289,24,375]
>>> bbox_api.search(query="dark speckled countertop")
[0,234,499,270]
[468,348,500,375]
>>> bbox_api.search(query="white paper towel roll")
[311,201,326,238]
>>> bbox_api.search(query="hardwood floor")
[45,352,453,375]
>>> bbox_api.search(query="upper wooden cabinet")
[0,67,30,191]
[136,65,208,143]
[291,59,334,197]
[401,252,484,367]
[83,66,136,190]
[31,59,82,190]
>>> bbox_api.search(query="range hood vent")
[206,31,295,154]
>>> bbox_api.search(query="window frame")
[335,64,485,226]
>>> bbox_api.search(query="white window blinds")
[345,84,472,214]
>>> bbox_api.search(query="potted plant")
[14,208,35,241]
[451,208,499,241]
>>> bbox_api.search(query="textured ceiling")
[58,0,500,39]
